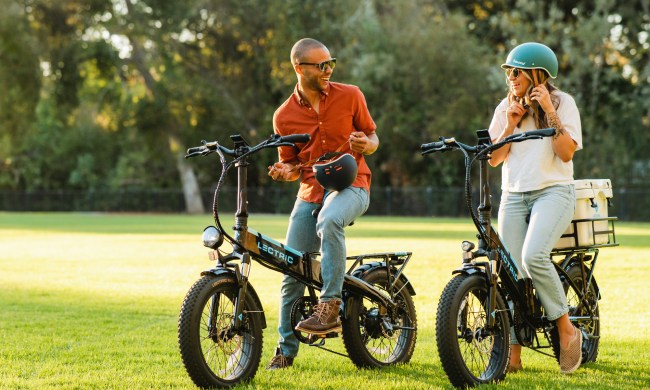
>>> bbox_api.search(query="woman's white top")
[488,90,582,192]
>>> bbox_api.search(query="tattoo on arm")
[547,112,565,139]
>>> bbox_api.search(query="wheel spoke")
[179,276,263,387]
[437,274,509,386]
[342,269,416,367]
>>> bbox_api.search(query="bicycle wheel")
[550,263,600,364]
[342,268,417,368]
[178,274,263,388]
[436,273,509,387]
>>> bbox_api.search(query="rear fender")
[350,261,416,296]
[564,261,601,300]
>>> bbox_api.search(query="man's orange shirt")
[273,82,377,203]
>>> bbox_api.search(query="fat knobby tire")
[342,268,417,368]
[436,273,509,387]
[550,264,600,365]
[178,274,263,388]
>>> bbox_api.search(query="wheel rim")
[291,296,316,343]
[566,275,599,356]
[358,283,413,364]
[456,287,505,380]
[199,292,254,380]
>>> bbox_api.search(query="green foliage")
[446,0,650,186]
[0,0,647,198]
[0,2,42,188]
[340,3,498,186]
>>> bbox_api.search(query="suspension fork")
[208,292,221,337]
[486,253,499,328]
[232,252,252,329]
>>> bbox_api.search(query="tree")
[1,0,647,214]
[0,0,42,188]
[443,0,650,186]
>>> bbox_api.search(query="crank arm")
[392,325,417,331]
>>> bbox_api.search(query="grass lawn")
[1,212,649,389]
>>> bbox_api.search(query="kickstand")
[307,335,349,358]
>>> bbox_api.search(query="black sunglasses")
[298,58,337,72]
[505,68,523,78]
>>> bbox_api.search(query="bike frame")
[470,149,536,329]
[475,153,617,336]
[423,128,617,349]
[193,134,413,332]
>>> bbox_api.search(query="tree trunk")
[121,5,205,214]
[175,146,205,214]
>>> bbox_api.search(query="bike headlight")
[461,240,475,252]
[202,226,224,249]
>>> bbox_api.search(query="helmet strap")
[289,139,351,172]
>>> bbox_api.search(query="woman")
[488,42,583,374]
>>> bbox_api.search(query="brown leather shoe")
[506,360,523,373]
[266,348,294,370]
[560,326,582,374]
[294,299,342,336]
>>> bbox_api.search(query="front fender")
[451,265,513,324]
[201,267,267,329]
[451,265,486,277]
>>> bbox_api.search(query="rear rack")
[345,252,413,293]
[346,252,411,270]
[552,217,619,254]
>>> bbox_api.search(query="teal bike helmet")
[501,42,559,79]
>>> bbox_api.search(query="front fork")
[233,251,252,329]
[487,251,499,328]
[207,250,252,335]
[480,249,535,330]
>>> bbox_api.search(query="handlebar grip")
[523,128,556,138]
[186,146,205,154]
[421,140,446,152]
[279,134,310,144]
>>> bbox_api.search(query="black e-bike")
[178,133,417,388]
[421,128,617,387]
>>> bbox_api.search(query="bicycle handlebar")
[503,128,555,141]
[420,128,556,155]
[420,138,459,154]
[279,133,310,144]
[184,133,311,159]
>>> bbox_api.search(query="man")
[266,38,379,369]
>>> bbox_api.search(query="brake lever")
[421,147,451,155]
[273,141,298,148]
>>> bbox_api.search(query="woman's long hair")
[507,68,560,129]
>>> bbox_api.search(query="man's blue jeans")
[276,186,369,357]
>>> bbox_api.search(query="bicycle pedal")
[307,331,338,343]
[307,335,326,346]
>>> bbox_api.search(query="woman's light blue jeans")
[498,184,575,343]
[276,186,369,357]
